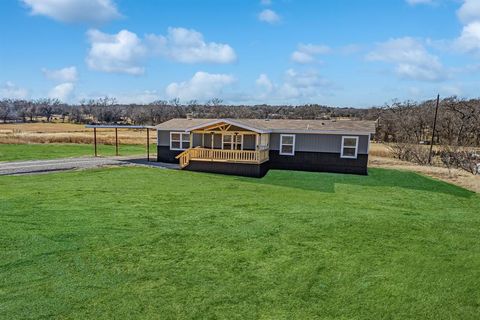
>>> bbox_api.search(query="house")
[156,118,376,178]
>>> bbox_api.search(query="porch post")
[189,132,193,148]
[255,133,260,151]
[211,132,214,149]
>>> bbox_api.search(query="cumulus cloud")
[48,82,75,101]
[457,0,480,24]
[367,37,445,81]
[279,69,332,99]
[258,9,280,24]
[454,1,480,54]
[114,90,161,104]
[86,27,236,75]
[291,43,331,63]
[86,29,147,75]
[0,81,29,99]
[255,69,332,102]
[165,71,235,101]
[256,74,273,93]
[42,66,78,82]
[456,21,480,53]
[21,0,121,23]
[146,27,236,63]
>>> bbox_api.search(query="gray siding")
[270,133,370,154]
[192,133,202,146]
[158,131,204,148]
[157,131,171,147]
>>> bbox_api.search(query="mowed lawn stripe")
[0,143,153,162]
[0,167,479,319]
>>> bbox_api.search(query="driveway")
[0,156,179,176]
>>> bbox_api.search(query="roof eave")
[270,129,375,135]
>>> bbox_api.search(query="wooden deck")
[176,147,269,169]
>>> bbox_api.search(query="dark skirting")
[158,146,369,177]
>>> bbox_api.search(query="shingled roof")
[156,118,376,134]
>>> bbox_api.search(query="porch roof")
[156,118,376,135]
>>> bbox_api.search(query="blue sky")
[0,0,479,107]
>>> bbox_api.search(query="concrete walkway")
[0,156,179,176]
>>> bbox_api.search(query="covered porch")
[175,120,270,168]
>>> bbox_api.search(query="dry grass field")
[368,143,479,193]
[0,123,155,145]
[369,142,393,157]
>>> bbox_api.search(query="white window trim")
[170,132,190,151]
[279,134,295,156]
[341,136,359,159]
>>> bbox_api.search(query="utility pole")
[428,94,440,165]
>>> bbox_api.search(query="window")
[222,134,242,150]
[280,134,295,156]
[170,132,190,150]
[341,136,359,159]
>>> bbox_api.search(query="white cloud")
[21,0,121,23]
[367,37,445,81]
[0,81,29,99]
[48,82,75,101]
[166,71,235,101]
[441,84,462,96]
[456,21,480,53]
[291,43,331,63]
[280,69,331,99]
[255,69,332,102]
[406,0,434,5]
[42,66,78,82]
[86,29,147,75]
[454,1,480,55]
[256,74,273,93]
[258,9,280,24]
[85,27,236,75]
[115,90,161,104]
[457,0,480,24]
[146,27,236,64]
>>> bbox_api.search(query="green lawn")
[0,143,153,161]
[1,167,479,319]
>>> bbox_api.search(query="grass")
[0,143,154,161]
[1,167,479,319]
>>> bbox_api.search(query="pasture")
[1,167,479,319]
[0,143,153,162]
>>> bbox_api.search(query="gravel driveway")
[0,156,178,176]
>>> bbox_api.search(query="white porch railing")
[176,147,269,169]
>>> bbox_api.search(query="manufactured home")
[156,118,376,178]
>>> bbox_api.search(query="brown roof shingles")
[156,118,376,134]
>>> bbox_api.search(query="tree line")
[0,97,380,125]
